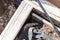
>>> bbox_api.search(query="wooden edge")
[0,1,33,40]
[24,0,60,22]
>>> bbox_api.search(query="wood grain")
[48,0,60,8]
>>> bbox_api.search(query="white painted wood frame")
[0,0,60,40]
[0,1,33,40]
[24,0,60,26]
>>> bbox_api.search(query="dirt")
[40,24,60,40]
[0,0,6,16]
[0,0,60,40]
[0,0,16,34]
[0,24,4,34]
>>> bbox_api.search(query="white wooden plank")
[0,0,60,40]
[0,1,33,40]
[24,0,60,23]
[32,13,60,33]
